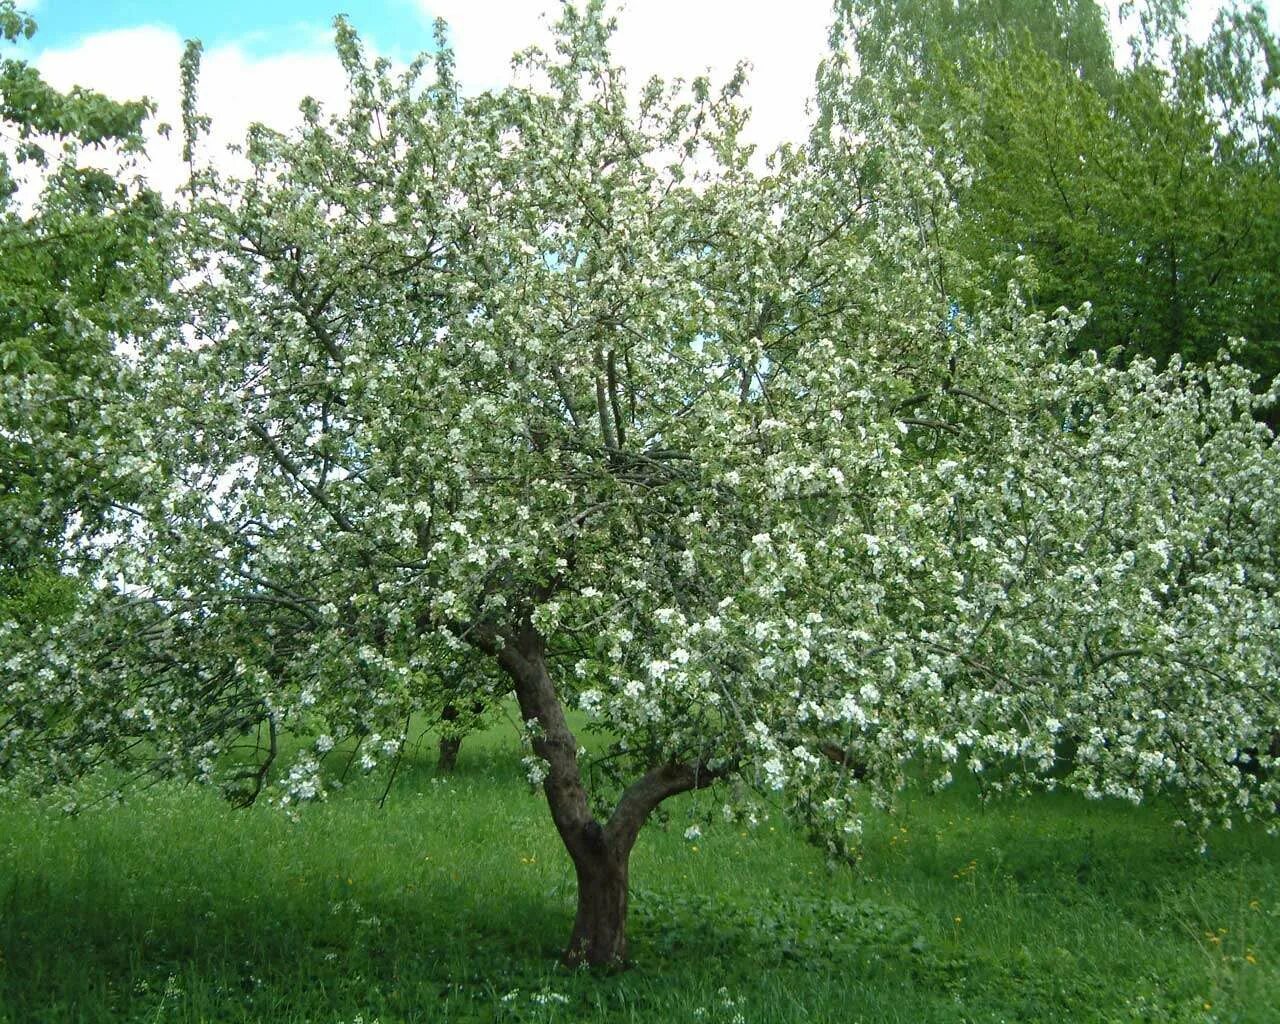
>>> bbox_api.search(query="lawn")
[1,720,1276,1023]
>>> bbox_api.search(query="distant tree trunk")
[1241,731,1280,812]
[437,702,462,772]
[436,699,487,773]
[437,735,461,773]
[1273,731,1280,813]
[1233,731,1280,813]
[484,620,718,967]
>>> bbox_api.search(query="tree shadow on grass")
[0,837,570,1022]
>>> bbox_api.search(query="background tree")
[0,1,171,618]
[2,3,1277,969]
[436,695,493,773]
[827,0,1280,378]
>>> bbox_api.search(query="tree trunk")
[437,735,461,773]
[564,839,631,967]
[1273,731,1280,814]
[437,702,463,773]
[480,619,721,968]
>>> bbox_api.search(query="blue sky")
[26,0,436,61]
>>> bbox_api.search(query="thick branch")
[551,365,584,429]
[1088,646,1146,670]
[606,347,626,447]
[604,759,721,853]
[495,625,600,859]
[819,741,869,780]
[945,386,1009,417]
[595,375,619,450]
[247,421,357,533]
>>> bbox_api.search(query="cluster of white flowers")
[523,756,549,787]
[279,757,324,805]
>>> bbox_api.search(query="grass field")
[1,720,1277,1024]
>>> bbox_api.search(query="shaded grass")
[0,722,1276,1023]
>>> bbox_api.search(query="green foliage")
[178,39,210,170]
[0,4,170,589]
[830,0,1280,378]
[835,0,1116,87]
[0,564,78,626]
[0,2,151,176]
[0,1,34,44]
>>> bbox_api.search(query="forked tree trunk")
[437,702,464,773]
[483,620,719,968]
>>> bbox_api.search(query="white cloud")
[422,0,832,151]
[1104,0,1219,55]
[28,2,832,194]
[34,26,350,196]
[24,0,1280,199]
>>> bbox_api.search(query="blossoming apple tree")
[3,3,1278,966]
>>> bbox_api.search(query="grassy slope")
[0,719,1276,1024]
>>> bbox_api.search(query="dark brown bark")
[818,741,868,780]
[483,620,720,967]
[436,701,485,773]
[438,703,462,772]
[1237,731,1280,812]
[566,838,630,966]
[1273,731,1280,814]
[437,735,461,773]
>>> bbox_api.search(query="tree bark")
[565,835,631,966]
[437,735,461,773]
[481,619,721,968]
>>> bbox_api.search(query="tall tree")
[0,1,171,605]
[3,5,1278,967]
[839,0,1116,86]
[827,0,1280,378]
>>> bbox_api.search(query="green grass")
[1,721,1277,1023]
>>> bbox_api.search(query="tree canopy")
[1,0,1278,967]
